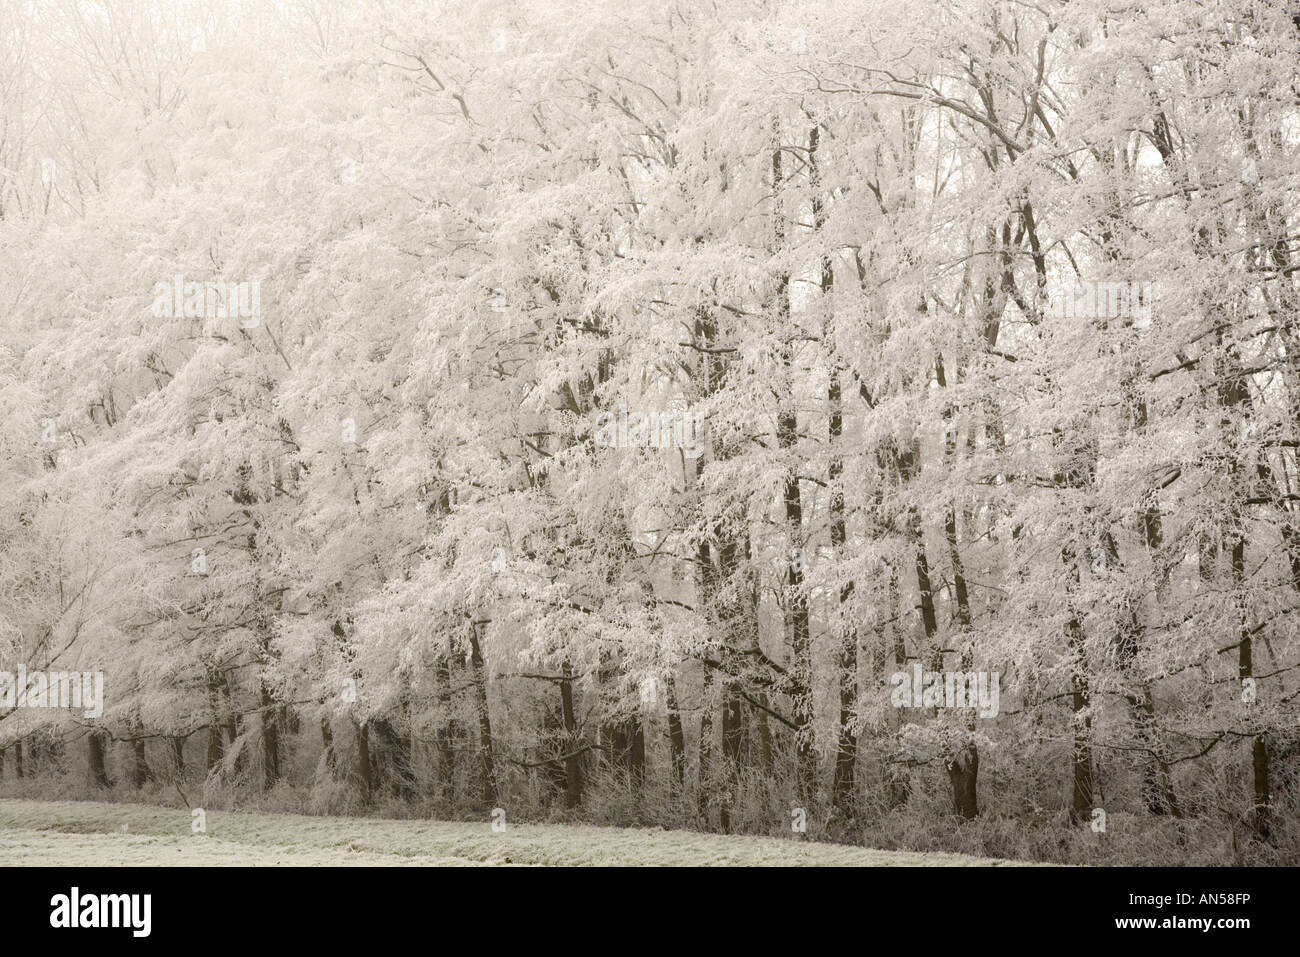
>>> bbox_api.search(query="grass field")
[0,799,1029,866]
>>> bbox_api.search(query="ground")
[0,799,1028,866]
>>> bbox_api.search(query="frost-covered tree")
[2,0,1298,864]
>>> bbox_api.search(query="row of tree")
[2,0,1298,862]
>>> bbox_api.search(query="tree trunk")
[1117,350,1182,817]
[828,371,859,821]
[320,718,335,772]
[773,138,816,805]
[1232,536,1271,839]
[719,680,742,833]
[879,560,910,807]
[629,710,646,788]
[560,659,582,809]
[218,670,242,774]
[1063,545,1093,825]
[355,719,372,804]
[87,730,112,789]
[810,125,859,823]
[932,273,998,821]
[697,668,713,824]
[260,683,279,790]
[715,533,752,831]
[206,725,222,774]
[755,691,774,778]
[665,674,686,791]
[205,667,224,773]
[130,737,153,789]
[369,715,411,801]
[436,644,456,801]
[171,736,186,777]
[468,619,497,806]
[1216,338,1274,841]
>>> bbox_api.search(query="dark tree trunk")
[665,675,686,790]
[87,730,112,788]
[320,718,335,772]
[130,737,153,789]
[355,719,372,804]
[942,504,979,814]
[942,491,978,817]
[812,126,858,824]
[1064,547,1094,826]
[754,691,774,777]
[883,561,910,808]
[1216,341,1273,842]
[369,716,412,801]
[947,744,979,821]
[779,407,813,803]
[205,667,224,773]
[697,668,713,824]
[772,135,815,805]
[218,670,242,774]
[715,532,752,831]
[904,451,940,669]
[719,680,743,833]
[1119,385,1182,817]
[468,619,497,806]
[206,722,222,774]
[171,736,186,777]
[605,704,646,786]
[541,706,568,801]
[693,526,717,825]
[829,373,858,821]
[1053,422,1099,827]
[260,683,279,790]
[630,713,645,784]
[436,645,456,801]
[1233,536,1271,839]
[560,659,582,809]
